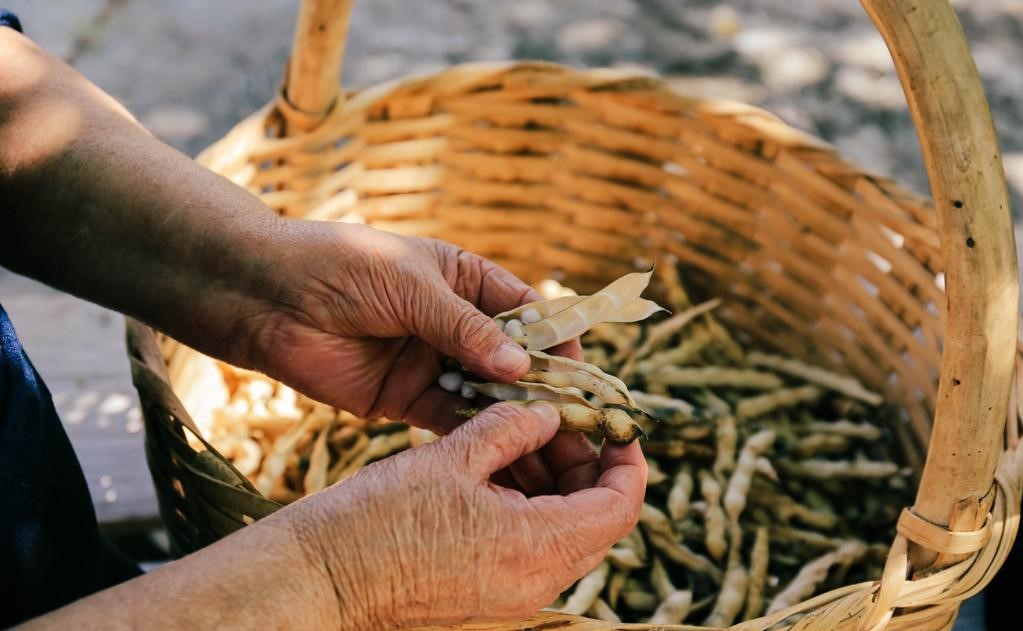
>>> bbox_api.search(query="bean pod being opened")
[450,270,666,444]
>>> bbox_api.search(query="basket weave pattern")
[126,2,1023,629]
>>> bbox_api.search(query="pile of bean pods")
[189,264,911,626]
[545,264,911,625]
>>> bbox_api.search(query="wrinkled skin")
[243,222,543,427]
[285,402,647,629]
[242,220,592,495]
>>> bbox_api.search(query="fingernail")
[491,342,528,374]
[523,288,543,303]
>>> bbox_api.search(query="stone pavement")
[0,2,1017,624]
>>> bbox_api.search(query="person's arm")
[17,512,342,630]
[0,27,292,364]
[16,404,647,631]
[0,25,543,388]
[0,27,552,425]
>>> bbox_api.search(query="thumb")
[412,286,530,381]
[443,403,561,479]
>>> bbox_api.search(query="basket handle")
[863,0,1018,572]
[279,0,1019,571]
[280,0,354,133]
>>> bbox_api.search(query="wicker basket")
[126,0,1023,629]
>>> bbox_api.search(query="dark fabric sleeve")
[0,305,140,628]
[0,9,23,33]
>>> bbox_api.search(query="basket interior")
[192,61,945,473]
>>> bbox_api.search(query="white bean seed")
[504,319,525,338]
[520,308,542,324]
[439,371,463,392]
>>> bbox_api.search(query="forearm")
[16,514,344,631]
[0,29,292,363]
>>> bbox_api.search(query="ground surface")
[0,1,1014,626]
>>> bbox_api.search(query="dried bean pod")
[543,402,644,444]
[469,381,593,407]
[325,432,369,485]
[586,598,621,623]
[667,465,694,522]
[230,438,262,477]
[332,431,410,483]
[630,390,696,421]
[647,590,693,625]
[744,527,770,620]
[561,561,610,615]
[520,271,655,350]
[646,530,723,582]
[609,298,670,322]
[607,546,644,570]
[714,416,738,476]
[621,590,658,612]
[676,425,714,441]
[496,295,664,326]
[256,414,316,497]
[647,459,668,486]
[640,503,675,540]
[620,527,648,563]
[724,429,777,523]
[766,541,868,614]
[607,569,629,608]
[650,557,674,600]
[803,419,883,441]
[777,458,901,480]
[768,526,847,551]
[736,385,822,419]
[520,370,632,408]
[631,333,711,379]
[623,299,721,368]
[696,389,734,417]
[703,316,746,365]
[699,469,728,561]
[653,365,783,390]
[644,441,715,460]
[754,457,779,481]
[526,349,615,377]
[748,485,838,530]
[704,556,748,627]
[302,420,334,494]
[796,434,851,457]
[408,426,438,448]
[495,295,582,322]
[525,351,641,409]
[747,352,883,405]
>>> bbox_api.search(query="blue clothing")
[0,305,139,627]
[0,9,21,32]
[0,12,139,626]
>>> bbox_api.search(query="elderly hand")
[281,402,647,630]
[235,220,591,495]
[19,402,646,631]
[241,221,550,427]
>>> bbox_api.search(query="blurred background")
[2,1,1020,626]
